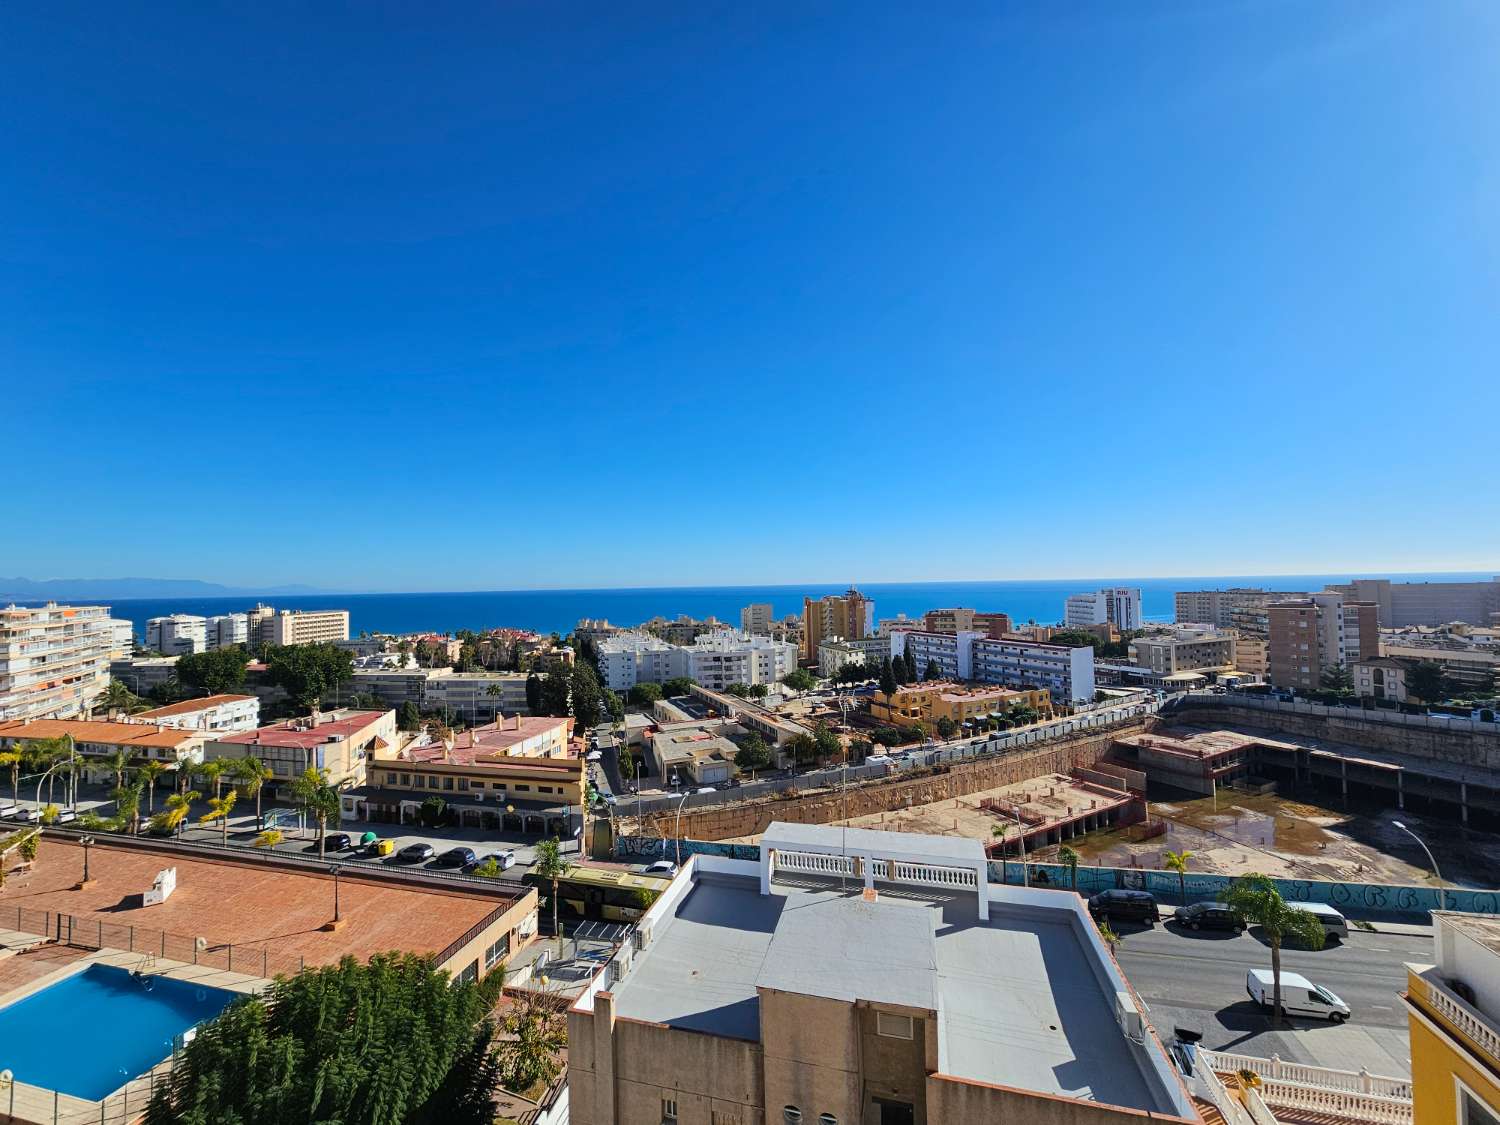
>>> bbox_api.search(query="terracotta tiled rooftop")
[136,694,255,719]
[217,710,387,748]
[0,719,199,749]
[18,838,516,970]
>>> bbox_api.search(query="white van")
[1246,970,1350,1022]
[1289,902,1349,943]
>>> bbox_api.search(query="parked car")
[1246,969,1350,1023]
[1173,902,1246,932]
[324,833,353,852]
[397,843,436,863]
[1287,902,1349,944]
[435,846,478,869]
[1087,889,1161,925]
[478,850,516,871]
[0,803,19,820]
[644,860,679,876]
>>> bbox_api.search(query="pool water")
[0,964,239,1099]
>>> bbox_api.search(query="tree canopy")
[570,662,605,729]
[1406,661,1448,704]
[733,733,773,773]
[662,676,696,697]
[628,682,664,707]
[144,953,504,1125]
[175,645,251,696]
[265,643,354,710]
[781,668,818,694]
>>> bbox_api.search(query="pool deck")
[0,938,270,1124]
[10,837,507,971]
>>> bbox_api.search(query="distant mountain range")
[0,576,333,601]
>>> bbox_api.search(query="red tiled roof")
[137,694,256,719]
[217,710,386,748]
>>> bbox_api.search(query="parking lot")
[1113,917,1429,1078]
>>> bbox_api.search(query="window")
[485,933,511,970]
[444,777,455,791]
[515,784,531,792]
[819,1116,837,1125]
[400,772,411,785]
[459,778,470,790]
[661,1097,678,1122]
[385,771,397,785]
[1459,1082,1500,1125]
[783,1110,802,1125]
[876,1012,914,1039]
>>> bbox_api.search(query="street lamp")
[673,790,691,867]
[80,835,96,887]
[325,864,343,930]
[1392,821,1447,911]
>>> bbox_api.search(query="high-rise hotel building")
[0,603,118,721]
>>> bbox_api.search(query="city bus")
[523,865,673,925]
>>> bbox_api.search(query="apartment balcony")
[1196,1049,1412,1125]
[1406,963,1500,1071]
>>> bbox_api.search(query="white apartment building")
[1128,629,1238,675]
[740,603,773,635]
[344,668,532,720]
[972,636,1096,704]
[898,630,979,681]
[0,603,119,721]
[108,619,135,658]
[1064,587,1143,631]
[147,614,208,656]
[133,693,261,734]
[263,609,350,647]
[817,633,902,678]
[597,632,689,691]
[208,613,249,648]
[682,630,797,691]
[891,630,1095,705]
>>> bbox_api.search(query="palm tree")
[198,789,239,846]
[193,758,228,799]
[533,837,574,946]
[233,757,273,825]
[154,790,200,838]
[1057,845,1081,891]
[486,683,503,722]
[1225,874,1326,1024]
[0,749,21,807]
[1163,849,1193,906]
[101,748,134,797]
[137,760,169,813]
[98,679,150,716]
[113,782,143,834]
[289,766,341,857]
[253,829,283,848]
[21,737,70,806]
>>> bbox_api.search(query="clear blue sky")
[5,2,1498,592]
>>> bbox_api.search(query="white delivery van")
[1289,902,1350,942]
[1246,969,1350,1022]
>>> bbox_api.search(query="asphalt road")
[1115,920,1428,1078]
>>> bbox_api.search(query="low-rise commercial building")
[1,603,118,721]
[649,729,739,787]
[204,708,395,790]
[568,823,1198,1125]
[134,693,260,734]
[108,655,181,697]
[0,717,205,780]
[870,681,1052,729]
[1128,629,1237,676]
[349,714,580,834]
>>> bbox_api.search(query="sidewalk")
[1361,919,1434,937]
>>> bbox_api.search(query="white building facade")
[134,693,261,734]
[683,630,797,691]
[147,615,208,656]
[1064,587,1143,631]
[0,603,118,721]
[597,632,689,692]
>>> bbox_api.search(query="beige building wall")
[265,609,351,646]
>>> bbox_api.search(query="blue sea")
[36,572,1496,640]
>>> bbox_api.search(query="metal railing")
[6,903,303,980]
[1200,1051,1411,1099]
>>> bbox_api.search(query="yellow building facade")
[1404,912,1500,1125]
[870,681,1052,729]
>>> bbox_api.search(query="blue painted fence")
[613,835,1500,919]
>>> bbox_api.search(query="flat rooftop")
[607,865,1183,1115]
[16,838,514,970]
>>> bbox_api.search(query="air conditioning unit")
[636,918,655,951]
[1115,991,1144,1040]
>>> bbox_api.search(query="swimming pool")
[0,964,240,1100]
